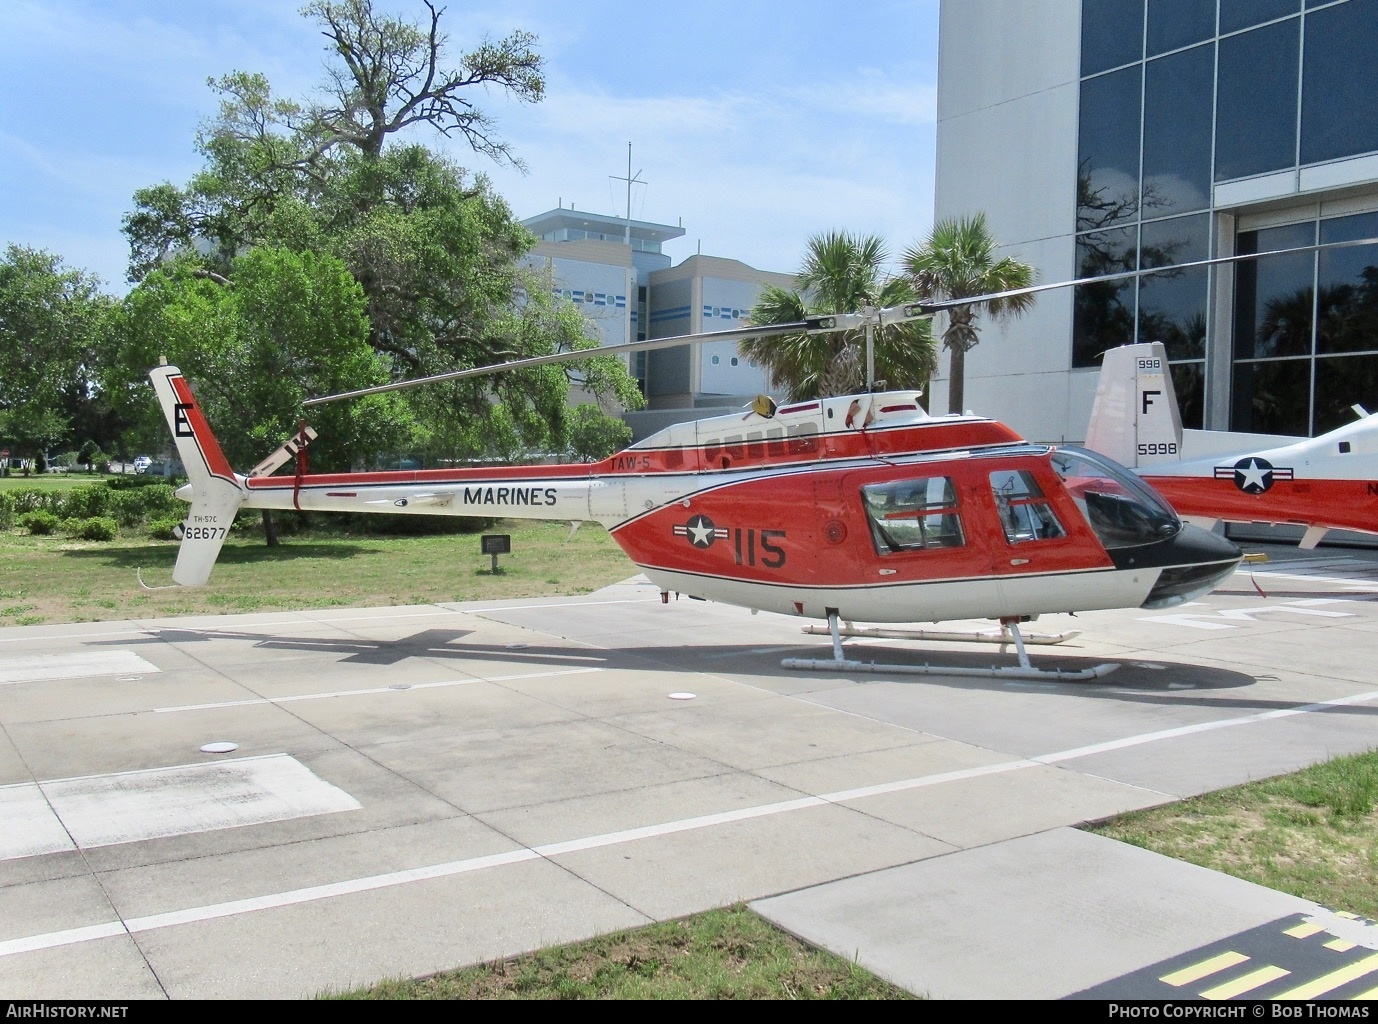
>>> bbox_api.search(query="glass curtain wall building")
[935,0,1378,441]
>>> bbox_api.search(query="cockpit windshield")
[1050,447,1181,549]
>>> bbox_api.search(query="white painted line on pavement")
[5,687,1376,958]
[0,651,159,685]
[152,667,604,713]
[0,754,359,862]
[0,786,77,858]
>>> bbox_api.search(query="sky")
[0,0,941,296]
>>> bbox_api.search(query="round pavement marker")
[200,742,238,754]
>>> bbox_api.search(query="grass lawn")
[0,472,111,493]
[1086,749,1378,920]
[328,904,915,1000]
[0,518,636,626]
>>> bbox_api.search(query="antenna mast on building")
[610,142,644,246]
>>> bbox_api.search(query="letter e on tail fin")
[1085,342,1184,468]
[149,365,246,585]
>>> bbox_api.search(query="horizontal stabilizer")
[173,478,245,586]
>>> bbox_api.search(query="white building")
[936,0,1378,444]
[522,207,793,439]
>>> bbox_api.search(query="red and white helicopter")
[149,301,1243,683]
[1085,339,1378,550]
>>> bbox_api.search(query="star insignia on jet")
[673,514,727,549]
[1213,457,1294,495]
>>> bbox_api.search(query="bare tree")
[303,0,544,164]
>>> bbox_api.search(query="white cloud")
[0,0,940,291]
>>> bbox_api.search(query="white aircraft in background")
[1085,341,1378,549]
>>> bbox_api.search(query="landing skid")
[799,623,1082,646]
[781,613,1118,682]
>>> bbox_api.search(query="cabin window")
[990,470,1066,544]
[861,476,965,553]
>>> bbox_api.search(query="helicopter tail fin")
[1084,342,1184,468]
[149,363,247,586]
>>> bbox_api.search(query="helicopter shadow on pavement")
[81,622,1378,722]
[717,638,1378,721]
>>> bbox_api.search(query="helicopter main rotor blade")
[304,320,812,407]
[303,232,1378,407]
[912,233,1378,314]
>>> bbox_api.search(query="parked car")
[133,455,152,473]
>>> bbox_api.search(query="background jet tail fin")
[1084,342,1184,468]
[148,364,246,586]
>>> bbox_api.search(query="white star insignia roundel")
[673,514,726,549]
[1234,457,1273,494]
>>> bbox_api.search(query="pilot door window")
[990,470,1066,544]
[860,477,965,553]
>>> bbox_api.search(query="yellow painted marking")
[1161,951,1249,987]
[1325,939,1357,952]
[1284,922,1325,938]
[1353,983,1378,1000]
[1336,912,1359,920]
[1202,965,1291,1000]
[1273,952,1378,1000]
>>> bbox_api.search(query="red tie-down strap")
[292,420,311,511]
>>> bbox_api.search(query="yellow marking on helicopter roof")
[1160,951,1249,986]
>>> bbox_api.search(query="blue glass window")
[1220,0,1300,34]
[1216,20,1300,180]
[1078,66,1143,229]
[1231,359,1312,434]
[1143,43,1213,217]
[1146,0,1215,55]
[1315,354,1378,433]
[1138,214,1210,361]
[1301,0,1378,165]
[1234,222,1316,360]
[1073,224,1139,366]
[1082,0,1145,75]
[1316,211,1378,355]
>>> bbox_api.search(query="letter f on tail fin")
[149,364,246,585]
[1084,342,1184,468]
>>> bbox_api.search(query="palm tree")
[740,231,935,401]
[903,213,1035,415]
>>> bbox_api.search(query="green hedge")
[3,481,495,538]
[18,510,60,535]
[3,482,184,530]
[60,516,119,541]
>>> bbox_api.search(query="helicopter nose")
[1139,524,1243,609]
